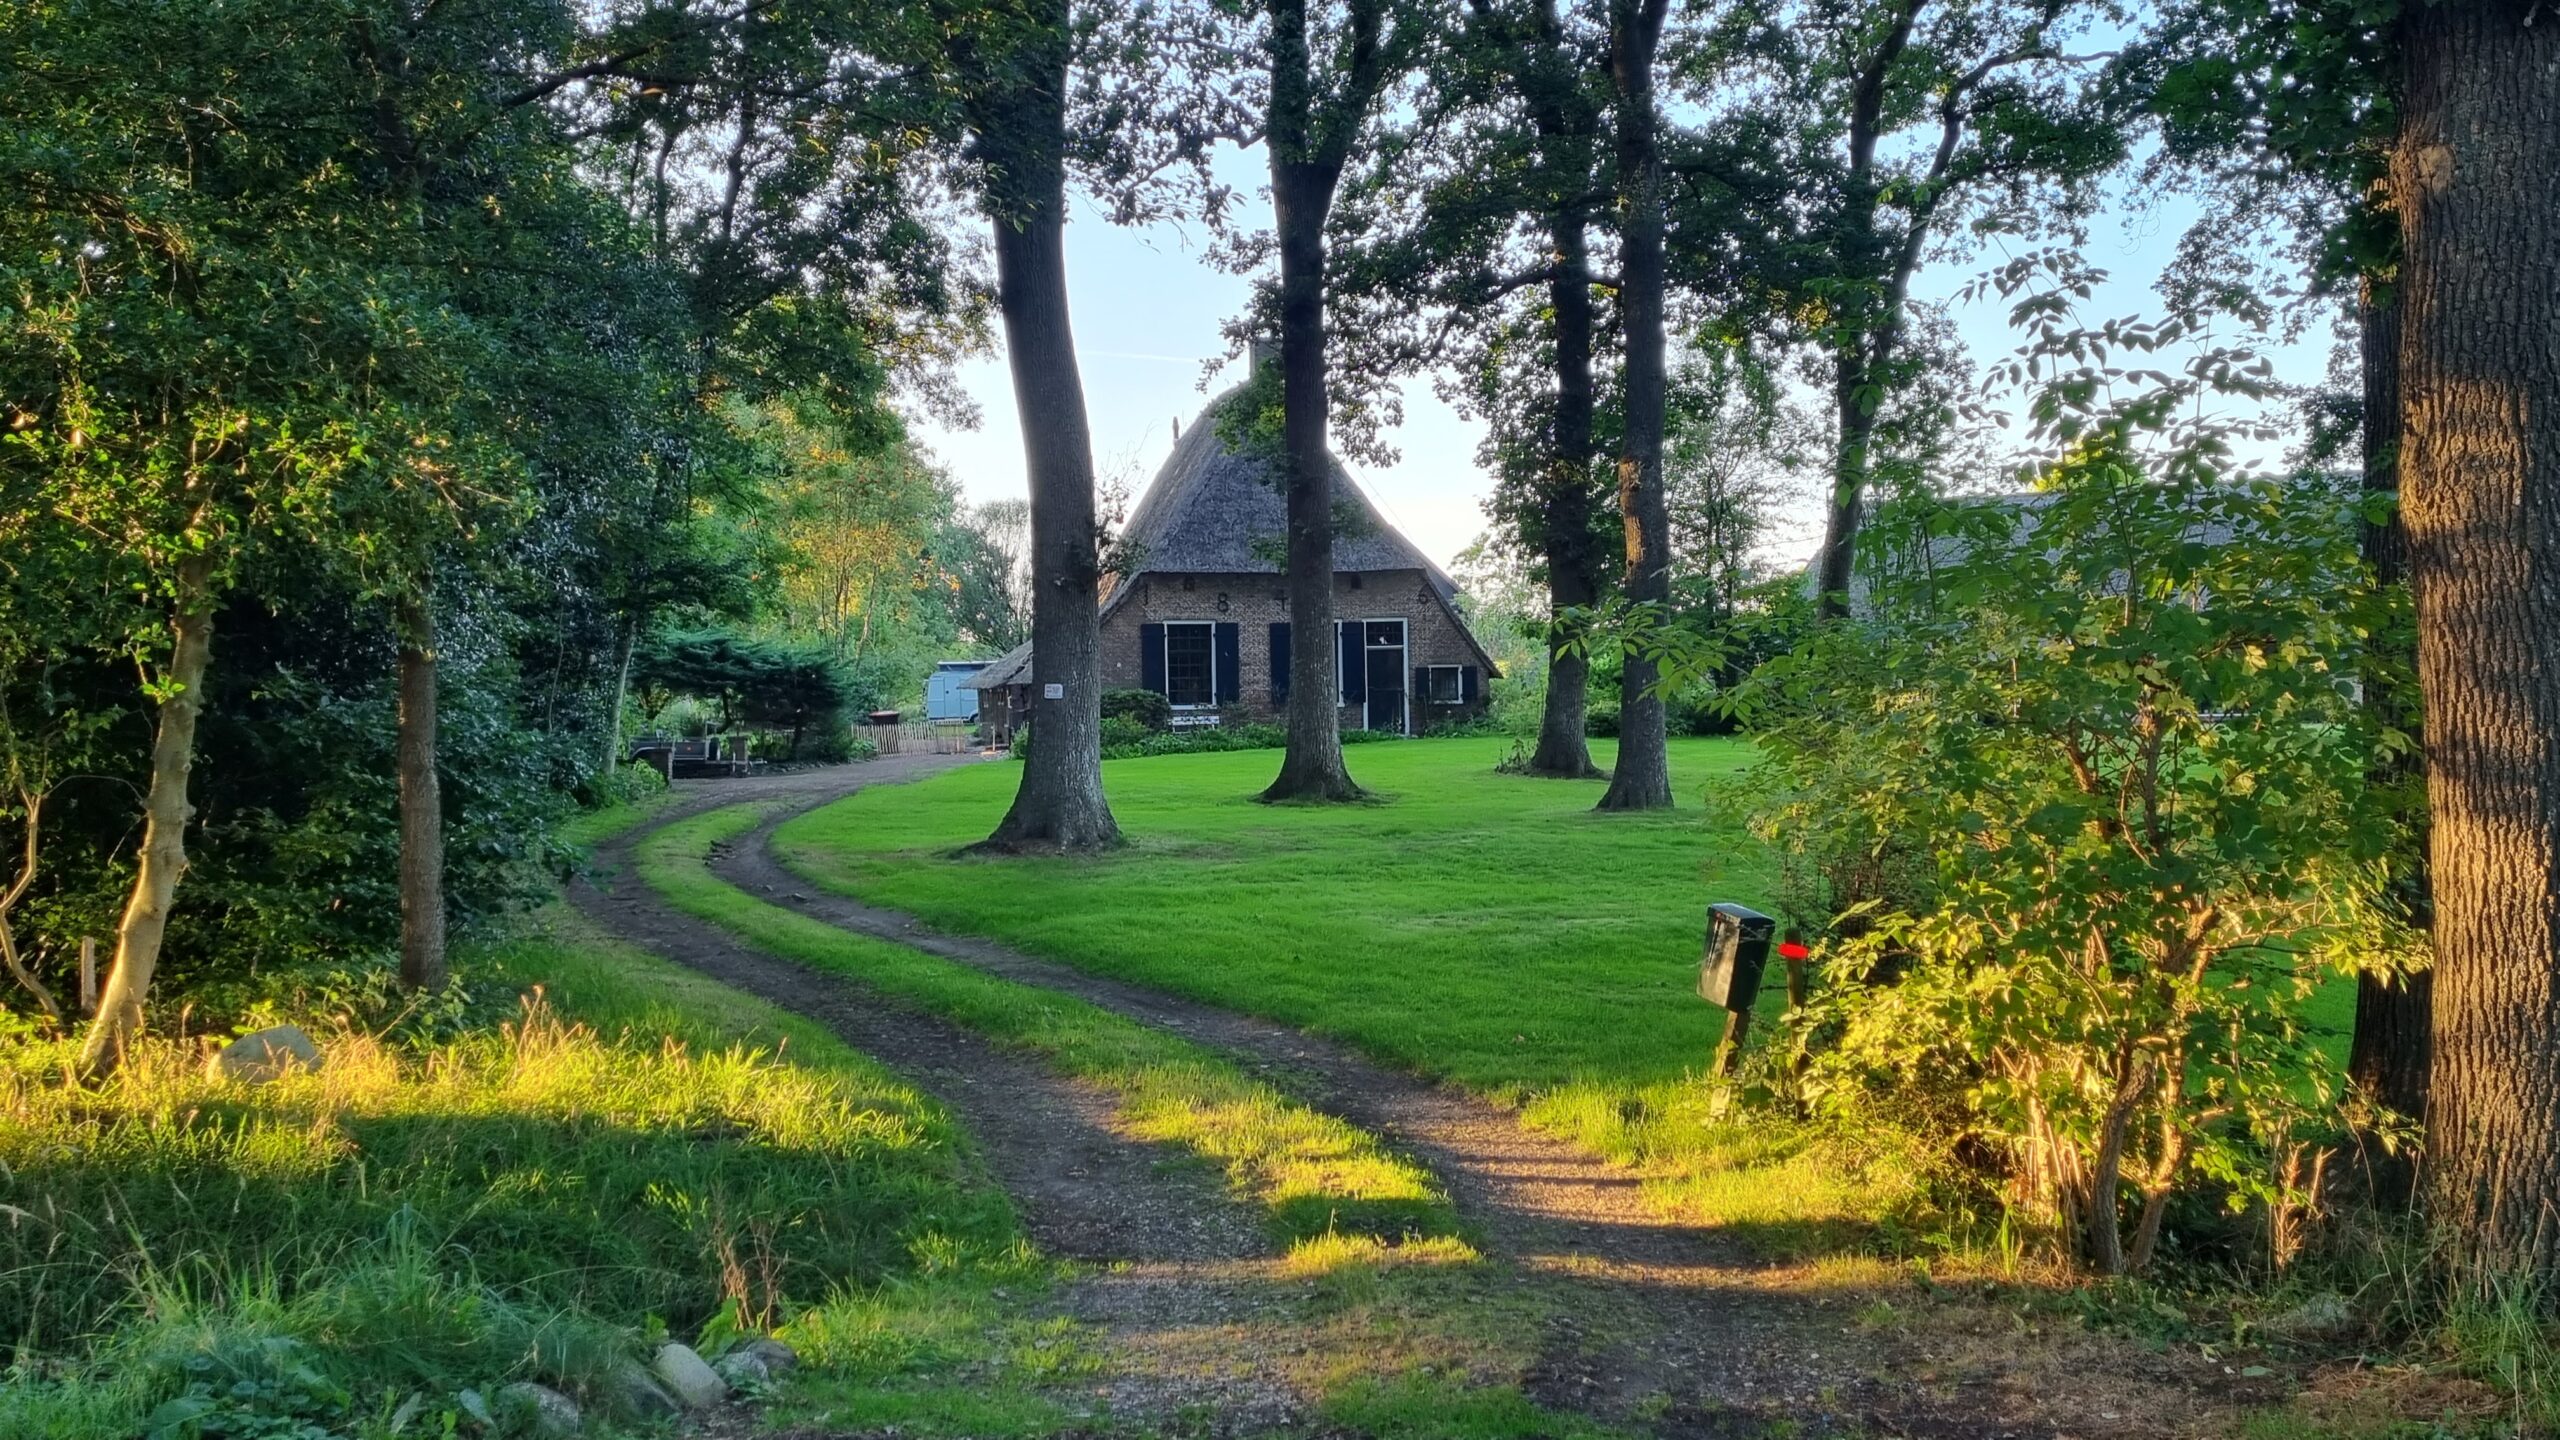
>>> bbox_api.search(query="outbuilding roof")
[961,640,1034,690]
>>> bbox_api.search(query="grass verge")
[636,804,1466,1255]
[0,912,1031,1439]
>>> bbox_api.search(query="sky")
[905,147,2340,579]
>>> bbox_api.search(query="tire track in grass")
[631,805,1468,1261]
[727,785,2267,1440]
[574,808,1263,1267]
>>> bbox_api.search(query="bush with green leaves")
[1099,688,1174,733]
[1746,446,2418,1275]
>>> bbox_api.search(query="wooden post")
[79,936,96,1016]
[1708,1005,1752,1120]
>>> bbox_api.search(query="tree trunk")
[2348,281,2431,1200]
[1528,206,1607,779]
[397,592,447,992]
[1809,6,1914,622]
[973,6,1121,852]
[77,553,216,1079]
[2398,0,2560,1282]
[1260,1,1363,803]
[1595,0,1673,813]
[600,618,636,779]
[1813,353,1879,621]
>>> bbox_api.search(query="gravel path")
[578,759,2261,1439]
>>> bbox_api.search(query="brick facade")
[1098,568,1491,733]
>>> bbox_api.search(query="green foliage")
[1099,689,1175,734]
[1740,286,2420,1272]
[636,627,877,759]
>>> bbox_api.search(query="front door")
[1363,620,1407,733]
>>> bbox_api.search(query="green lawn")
[778,737,1775,1102]
[641,805,1464,1254]
[775,738,1940,1252]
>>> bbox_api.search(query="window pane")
[1429,667,1462,703]
[1165,624,1214,707]
[1365,620,1404,648]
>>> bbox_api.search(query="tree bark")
[1595,0,1673,813]
[1813,354,1881,620]
[1527,206,1607,779]
[2348,281,2431,1196]
[0,785,60,1020]
[77,553,216,1079]
[1259,0,1371,803]
[1811,1,1920,621]
[600,618,636,780]
[2397,0,2560,1282]
[397,592,447,992]
[971,3,1121,852]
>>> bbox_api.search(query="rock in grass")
[650,1342,728,1408]
[207,1025,321,1083]
[495,1382,582,1437]
[604,1361,681,1420]
[2260,1292,2356,1341]
[713,1337,799,1389]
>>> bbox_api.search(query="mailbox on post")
[1699,903,1776,1012]
[1700,903,1777,1089]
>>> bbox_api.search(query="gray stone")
[734,1337,798,1374]
[711,1350,771,1388]
[2260,1291,2356,1341]
[650,1342,728,1408]
[603,1361,681,1420]
[495,1382,582,1437]
[207,1025,321,1083]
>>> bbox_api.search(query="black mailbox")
[1699,903,1776,1013]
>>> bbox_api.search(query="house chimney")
[1247,334,1279,376]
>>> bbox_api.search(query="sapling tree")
[1747,263,2417,1272]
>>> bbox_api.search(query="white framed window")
[1426,665,1464,704]
[1164,621,1216,708]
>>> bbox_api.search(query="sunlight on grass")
[771,738,1951,1262]
[639,805,1464,1253]
[0,915,1023,1439]
[1283,1232,1482,1278]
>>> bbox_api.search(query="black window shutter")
[1268,622,1291,704]
[1461,665,1480,703]
[1338,619,1365,702]
[1214,623,1241,704]
[1140,623,1166,694]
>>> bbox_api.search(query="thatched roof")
[1107,386,1459,601]
[962,640,1034,689]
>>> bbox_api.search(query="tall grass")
[0,925,1020,1437]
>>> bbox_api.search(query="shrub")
[1100,715,1155,750]
[578,757,667,809]
[1745,448,2418,1276]
[1099,688,1174,733]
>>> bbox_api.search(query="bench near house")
[972,382,1499,740]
